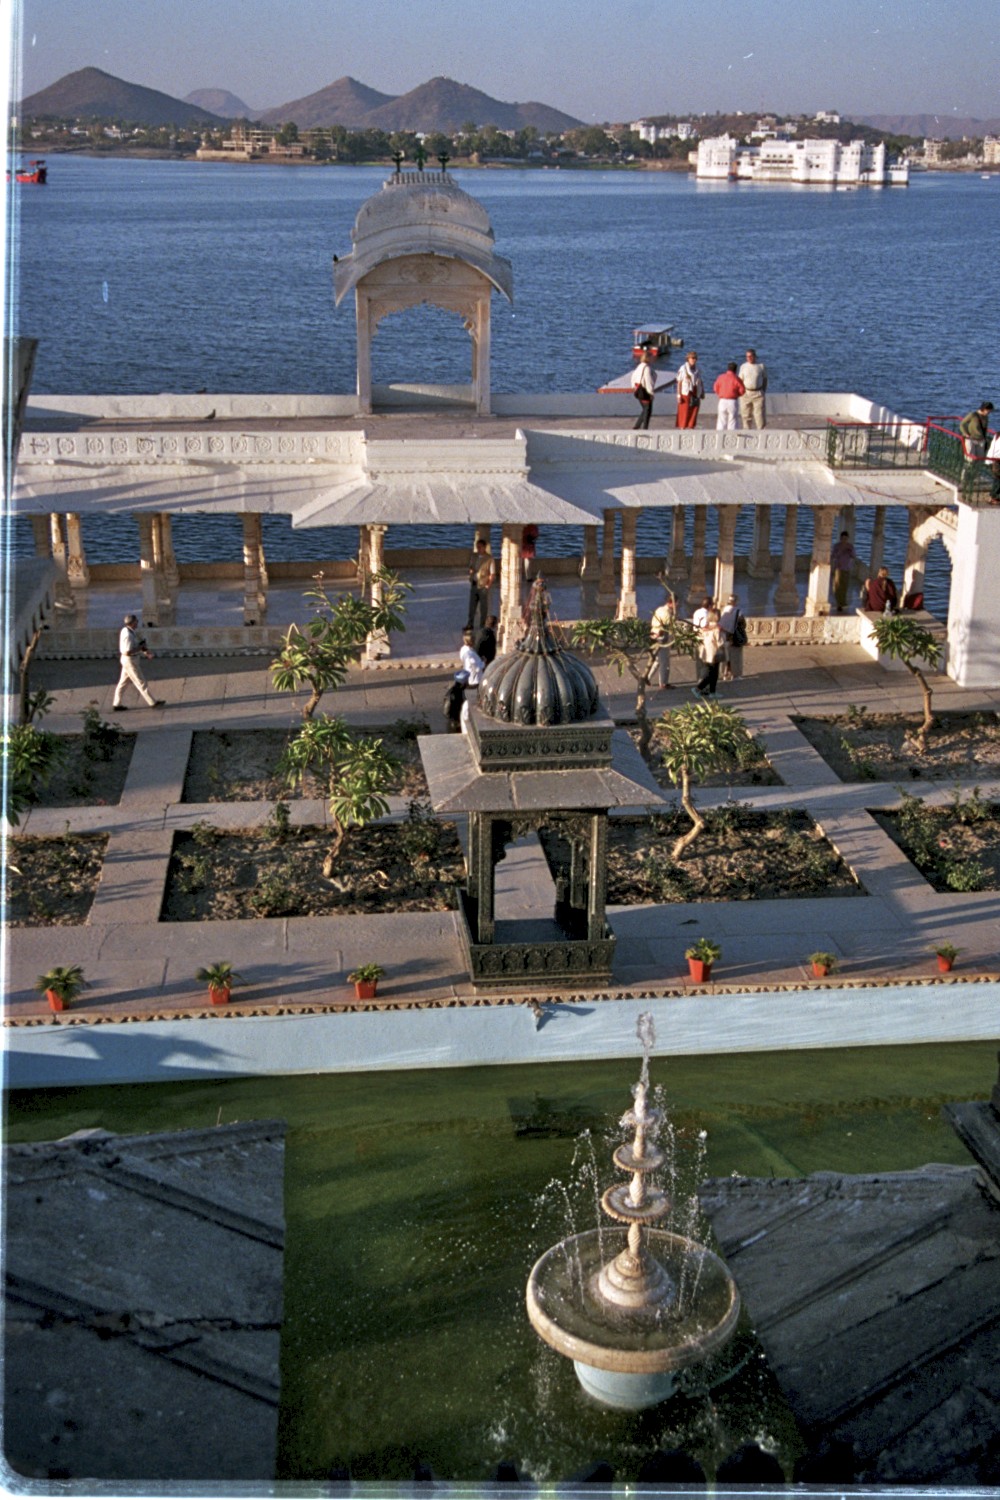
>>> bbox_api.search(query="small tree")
[279,718,399,879]
[658,699,763,859]
[2,711,64,827]
[271,571,409,720]
[867,615,942,750]
[572,614,701,762]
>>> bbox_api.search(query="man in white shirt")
[738,348,768,429]
[458,628,485,732]
[112,613,164,710]
[650,591,676,688]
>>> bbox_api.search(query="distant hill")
[259,76,395,129]
[852,113,1000,141]
[361,76,582,134]
[18,67,225,126]
[185,88,253,119]
[261,74,583,133]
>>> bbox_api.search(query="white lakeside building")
[697,135,909,186]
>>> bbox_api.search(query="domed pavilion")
[418,582,668,987]
[333,161,512,415]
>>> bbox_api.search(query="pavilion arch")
[333,168,513,416]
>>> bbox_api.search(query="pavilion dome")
[333,169,513,305]
[478,580,599,727]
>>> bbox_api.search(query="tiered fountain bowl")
[526,1062,740,1411]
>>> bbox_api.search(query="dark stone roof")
[479,579,599,726]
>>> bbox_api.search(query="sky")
[9,0,1000,122]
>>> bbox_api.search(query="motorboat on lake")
[12,159,47,184]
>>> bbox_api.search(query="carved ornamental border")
[18,430,364,467]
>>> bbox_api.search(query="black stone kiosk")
[418,586,668,987]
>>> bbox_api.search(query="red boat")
[13,159,47,184]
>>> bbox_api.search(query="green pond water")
[6,1041,996,1485]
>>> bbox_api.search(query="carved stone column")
[616,509,638,619]
[151,515,174,621]
[160,513,181,590]
[587,813,609,942]
[775,505,800,613]
[598,509,617,607]
[473,295,491,415]
[498,523,521,652]
[747,504,773,579]
[241,513,268,625]
[581,524,600,579]
[48,515,75,612]
[65,512,90,592]
[902,507,933,600]
[357,525,371,586]
[31,516,50,557]
[868,505,887,577]
[366,523,389,659]
[713,505,738,605]
[355,291,374,413]
[136,514,159,625]
[805,507,835,616]
[667,507,689,581]
[686,505,708,607]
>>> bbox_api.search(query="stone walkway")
[7,626,1000,1045]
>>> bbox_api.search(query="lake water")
[10,157,998,600]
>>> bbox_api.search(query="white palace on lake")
[696,135,909,186]
[10,166,998,688]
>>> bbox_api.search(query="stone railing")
[18,429,364,467]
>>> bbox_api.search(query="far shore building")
[697,135,908,186]
[10,164,999,689]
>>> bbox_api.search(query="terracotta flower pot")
[811,962,829,978]
[936,955,954,973]
[46,989,65,1013]
[354,980,378,1000]
[208,985,231,1006]
[687,959,712,983]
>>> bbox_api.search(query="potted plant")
[35,964,86,1013]
[808,951,838,978]
[196,960,242,1006]
[932,942,959,974]
[684,938,721,983]
[347,962,385,1000]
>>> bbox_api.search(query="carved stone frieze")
[18,430,361,468]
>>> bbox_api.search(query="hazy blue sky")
[13,0,1000,121]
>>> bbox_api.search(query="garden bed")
[794,709,1000,783]
[626,724,782,789]
[160,814,465,921]
[872,788,1000,894]
[30,724,135,809]
[181,722,431,802]
[4,833,108,926]
[544,807,860,904]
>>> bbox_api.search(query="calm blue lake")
[10,157,997,596]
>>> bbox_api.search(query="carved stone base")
[457,891,615,988]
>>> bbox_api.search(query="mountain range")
[19,67,583,134]
[854,113,1000,141]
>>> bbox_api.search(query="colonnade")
[26,501,945,652]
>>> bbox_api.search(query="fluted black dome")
[478,582,599,726]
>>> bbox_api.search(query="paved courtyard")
[7,586,1000,1049]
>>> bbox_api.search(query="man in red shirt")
[713,362,746,430]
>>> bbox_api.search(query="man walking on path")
[630,348,657,430]
[650,589,677,689]
[830,530,858,613]
[675,351,704,429]
[738,349,768,429]
[112,614,164,711]
[465,538,495,631]
[713,362,745,430]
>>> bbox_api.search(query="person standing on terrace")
[630,347,657,430]
[959,400,994,459]
[465,538,495,631]
[713,362,745,430]
[738,349,768,428]
[830,530,858,613]
[675,350,704,429]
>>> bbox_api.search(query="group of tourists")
[632,347,768,432]
[651,587,747,697]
